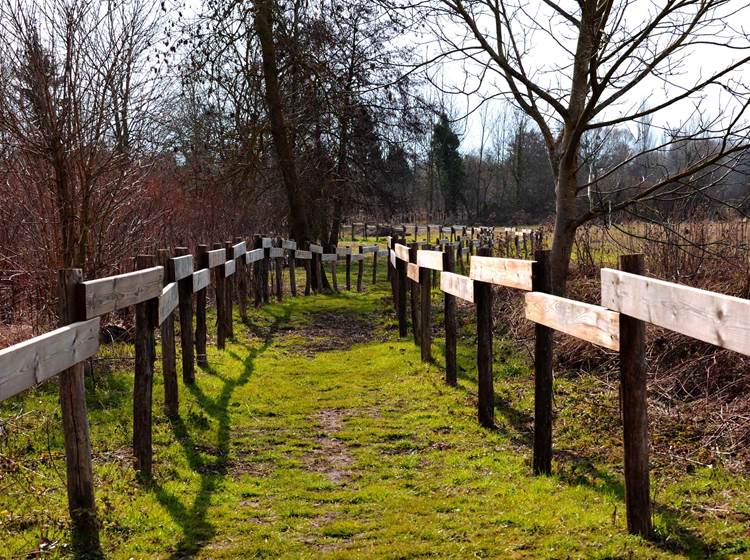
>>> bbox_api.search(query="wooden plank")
[192,268,211,292]
[390,250,396,268]
[525,292,620,350]
[394,243,410,261]
[321,253,337,262]
[440,271,474,302]
[269,247,283,258]
[601,268,750,355]
[361,245,379,254]
[469,256,534,290]
[417,249,443,271]
[207,248,225,268]
[407,263,420,282]
[282,240,297,250]
[351,254,365,262]
[378,249,388,257]
[295,250,312,260]
[336,246,352,256]
[224,259,236,277]
[441,227,452,233]
[0,318,100,402]
[170,254,193,282]
[246,248,264,263]
[81,266,164,318]
[261,237,273,248]
[158,282,179,325]
[438,239,450,246]
[309,243,323,254]
[232,241,246,259]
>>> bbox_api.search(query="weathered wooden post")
[220,243,233,337]
[174,247,195,385]
[288,242,297,296]
[389,238,398,308]
[234,237,248,321]
[345,249,352,290]
[419,248,432,362]
[213,243,227,349]
[619,253,652,538]
[195,244,209,369]
[475,246,494,428]
[262,238,271,303]
[515,233,521,258]
[253,236,263,307]
[396,239,408,338]
[372,246,378,284]
[159,249,178,418]
[303,248,311,296]
[408,243,421,345]
[58,268,101,554]
[134,254,158,479]
[442,250,457,386]
[274,241,283,302]
[357,246,364,292]
[532,249,554,475]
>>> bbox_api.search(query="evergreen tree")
[431,113,464,216]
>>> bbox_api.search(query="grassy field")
[1,262,749,559]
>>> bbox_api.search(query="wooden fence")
[0,235,387,553]
[384,231,750,540]
[3,221,744,547]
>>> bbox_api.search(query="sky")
[407,0,750,153]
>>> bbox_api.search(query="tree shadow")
[149,310,289,559]
[432,329,727,558]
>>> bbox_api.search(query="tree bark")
[253,0,309,242]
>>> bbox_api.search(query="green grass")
[1,266,749,559]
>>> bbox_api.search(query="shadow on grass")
[150,307,290,559]
[427,317,729,559]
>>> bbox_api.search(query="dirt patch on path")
[304,409,354,484]
[294,312,380,354]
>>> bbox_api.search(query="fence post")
[274,239,283,301]
[134,254,157,479]
[357,246,364,292]
[253,235,263,306]
[304,247,311,296]
[372,246,378,284]
[234,236,249,320]
[263,239,271,303]
[442,249,457,386]
[159,249,179,418]
[224,241,235,337]
[396,238,408,338]
[289,245,297,296]
[58,268,101,554]
[213,243,227,349]
[346,251,352,290]
[408,243,421,345]
[174,247,195,385]
[619,253,652,538]
[475,246,494,428]
[532,249,554,475]
[195,244,209,369]
[419,248,432,362]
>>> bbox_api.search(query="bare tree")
[414,0,750,291]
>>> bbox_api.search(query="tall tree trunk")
[253,0,309,242]
[549,157,579,295]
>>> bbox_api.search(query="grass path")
[2,278,749,558]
